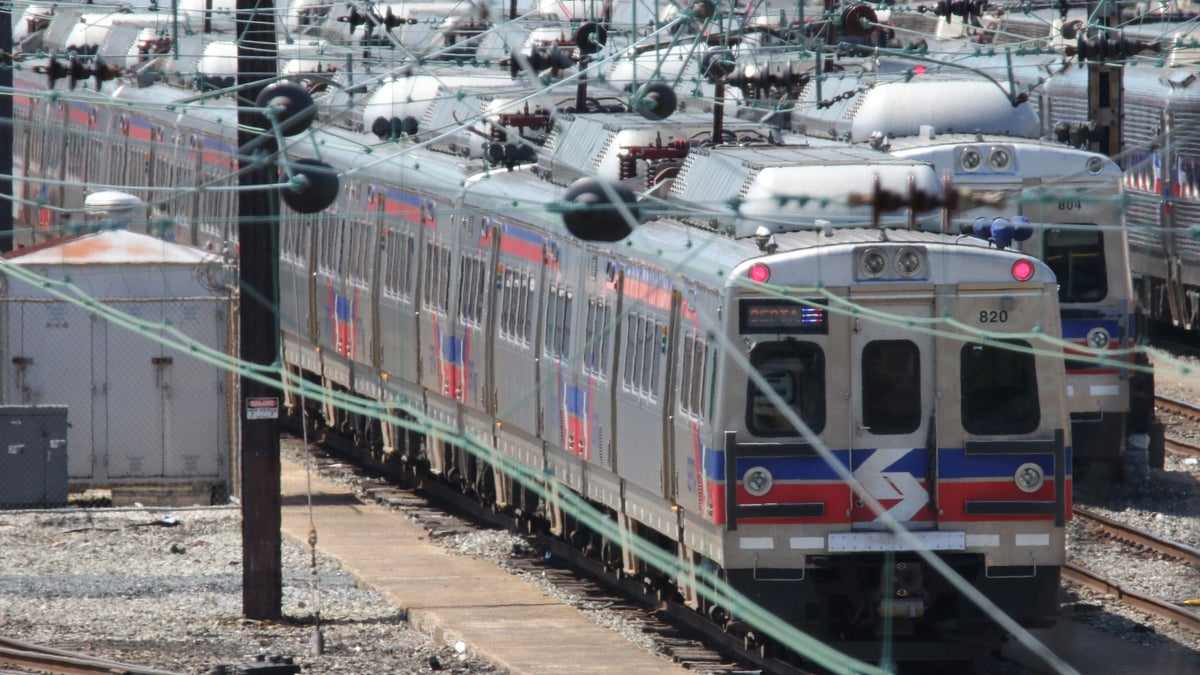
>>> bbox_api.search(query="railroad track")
[0,635,182,675]
[297,440,821,675]
[1155,394,1200,421]
[1067,507,1200,635]
[1153,394,1200,460]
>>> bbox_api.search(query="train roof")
[666,145,942,236]
[625,217,1054,292]
[794,78,1041,143]
[537,111,784,187]
[885,134,1123,183]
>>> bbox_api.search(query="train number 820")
[979,310,1008,323]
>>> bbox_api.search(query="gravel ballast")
[0,505,497,674]
[3,348,1200,673]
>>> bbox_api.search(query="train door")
[848,301,936,530]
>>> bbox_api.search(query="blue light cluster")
[971,216,1033,249]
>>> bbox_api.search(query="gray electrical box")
[0,406,69,506]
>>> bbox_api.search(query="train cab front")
[711,241,1070,660]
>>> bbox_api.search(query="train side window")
[621,313,663,399]
[500,268,534,345]
[746,341,825,436]
[861,340,921,435]
[423,242,451,312]
[960,340,1040,435]
[458,255,487,325]
[583,297,611,377]
[382,230,414,298]
[1043,226,1107,302]
[680,333,709,417]
[544,284,574,359]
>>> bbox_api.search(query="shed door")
[848,302,936,530]
[105,302,166,478]
[4,302,98,480]
[161,301,228,478]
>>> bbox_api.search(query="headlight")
[959,147,983,172]
[744,466,774,497]
[859,247,888,279]
[988,147,1013,171]
[1015,463,1045,493]
[1087,327,1110,350]
[894,247,925,277]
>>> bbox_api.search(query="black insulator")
[255,81,316,136]
[516,144,536,163]
[1074,30,1160,64]
[690,0,716,20]
[371,116,391,139]
[931,0,988,24]
[280,158,340,214]
[67,52,90,90]
[90,55,116,91]
[700,49,736,82]
[634,82,677,121]
[38,53,69,89]
[618,155,638,180]
[841,3,879,37]
[338,6,368,35]
[1053,120,1101,147]
[503,143,521,163]
[487,142,506,165]
[561,178,640,242]
[528,45,574,72]
[401,116,419,136]
[575,22,608,55]
[381,6,405,31]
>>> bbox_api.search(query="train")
[782,72,1151,473]
[888,4,1200,338]
[7,2,1075,666]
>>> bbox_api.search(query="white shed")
[0,230,235,499]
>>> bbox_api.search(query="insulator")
[700,49,735,82]
[574,22,608,56]
[1074,30,1160,64]
[841,3,878,37]
[618,155,638,180]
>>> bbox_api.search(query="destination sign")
[740,299,828,334]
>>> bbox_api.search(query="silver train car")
[788,74,1146,471]
[9,6,1074,662]
[890,7,1200,334]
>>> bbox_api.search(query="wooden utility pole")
[1086,0,1122,157]
[1,2,14,254]
[236,0,282,621]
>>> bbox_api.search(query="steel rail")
[1062,563,1200,634]
[0,636,182,675]
[1155,394,1200,420]
[1165,436,1200,461]
[1073,507,1200,568]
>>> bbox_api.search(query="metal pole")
[236,0,282,621]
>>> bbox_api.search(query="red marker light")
[914,65,926,75]
[1011,259,1035,282]
[749,263,771,283]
